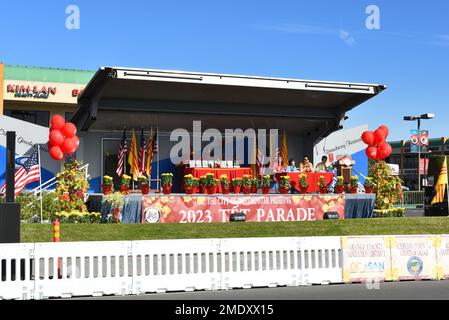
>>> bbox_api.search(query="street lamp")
[403,113,435,191]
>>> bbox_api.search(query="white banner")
[437,235,449,279]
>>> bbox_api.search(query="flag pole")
[38,145,43,224]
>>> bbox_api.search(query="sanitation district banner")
[141,195,345,224]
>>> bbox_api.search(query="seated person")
[273,157,286,173]
[315,156,330,173]
[300,156,314,173]
[286,159,299,172]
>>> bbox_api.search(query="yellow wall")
[0,63,4,114]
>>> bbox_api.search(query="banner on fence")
[389,235,438,281]
[341,236,391,283]
[141,195,345,224]
[437,235,449,280]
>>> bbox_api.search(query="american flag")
[138,127,147,174]
[256,142,266,177]
[1,149,40,196]
[116,128,127,177]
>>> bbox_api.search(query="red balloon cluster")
[361,125,392,161]
[48,115,80,161]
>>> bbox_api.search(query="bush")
[373,208,406,218]
[16,191,61,222]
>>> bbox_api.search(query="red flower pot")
[194,185,199,194]
[141,184,150,195]
[335,186,344,194]
[251,185,258,193]
[185,186,195,195]
[262,186,270,194]
[299,186,308,194]
[200,185,206,194]
[163,184,172,195]
[319,187,328,194]
[102,184,112,195]
[222,186,230,195]
[364,186,374,194]
[120,185,129,195]
[279,186,290,194]
[233,185,241,194]
[206,186,215,195]
[350,187,358,194]
[242,186,251,194]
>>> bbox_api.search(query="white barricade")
[0,243,35,300]
[389,235,438,281]
[436,235,449,280]
[299,237,343,285]
[219,237,301,289]
[131,239,221,294]
[33,241,133,299]
[341,236,392,283]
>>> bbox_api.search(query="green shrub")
[16,191,61,222]
[373,207,406,218]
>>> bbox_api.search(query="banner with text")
[390,235,438,281]
[141,195,345,224]
[437,235,449,279]
[342,236,392,283]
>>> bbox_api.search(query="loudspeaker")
[324,212,340,220]
[229,213,247,222]
[0,203,20,243]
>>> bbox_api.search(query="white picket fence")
[0,237,343,300]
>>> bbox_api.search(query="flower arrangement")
[364,177,374,188]
[204,173,218,187]
[279,175,291,188]
[252,178,259,188]
[369,160,403,210]
[55,160,89,213]
[231,178,242,187]
[121,174,131,186]
[193,178,200,187]
[336,176,344,187]
[242,175,253,188]
[220,174,230,188]
[103,192,125,223]
[103,175,113,186]
[317,175,327,188]
[350,176,359,189]
[138,175,149,185]
[261,175,271,188]
[161,173,173,187]
[54,211,101,224]
[299,174,308,188]
[184,174,196,188]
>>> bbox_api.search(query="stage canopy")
[72,66,386,148]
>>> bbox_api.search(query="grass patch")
[21,217,449,243]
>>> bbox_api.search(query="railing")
[394,191,424,208]
[31,164,90,196]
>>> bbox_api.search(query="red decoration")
[365,146,378,160]
[361,131,375,146]
[50,146,64,161]
[61,138,77,154]
[373,129,386,146]
[50,115,66,131]
[61,122,77,138]
[377,143,392,160]
[73,135,80,148]
[49,130,64,146]
[378,125,389,137]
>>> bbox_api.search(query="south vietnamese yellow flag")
[431,158,448,204]
[127,129,140,181]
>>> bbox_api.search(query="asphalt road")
[73,280,449,300]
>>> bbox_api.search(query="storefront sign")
[342,236,391,283]
[7,84,56,99]
[389,235,438,281]
[410,130,429,153]
[141,194,345,224]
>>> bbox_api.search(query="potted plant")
[102,192,124,223]
[261,175,271,194]
[242,175,253,194]
[184,174,196,194]
[231,178,242,194]
[161,173,173,195]
[193,178,200,194]
[220,174,230,194]
[139,175,150,195]
[350,176,359,194]
[335,176,344,194]
[199,176,206,194]
[252,178,259,193]
[364,177,375,194]
[317,175,328,194]
[119,174,131,195]
[204,173,218,194]
[279,175,290,194]
[102,175,114,195]
[299,174,308,194]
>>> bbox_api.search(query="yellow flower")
[292,196,300,204]
[161,206,171,215]
[183,196,193,203]
[196,197,206,205]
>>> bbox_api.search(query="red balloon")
[373,129,386,146]
[378,143,393,160]
[49,130,64,146]
[366,146,378,160]
[361,131,375,146]
[61,138,77,154]
[378,125,389,138]
[73,135,80,148]
[50,146,64,161]
[62,122,77,138]
[50,115,66,131]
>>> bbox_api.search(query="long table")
[275,172,335,193]
[184,167,253,192]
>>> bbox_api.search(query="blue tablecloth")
[90,194,142,224]
[344,194,376,219]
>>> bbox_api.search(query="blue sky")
[1,0,448,141]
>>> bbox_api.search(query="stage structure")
[72,67,386,193]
